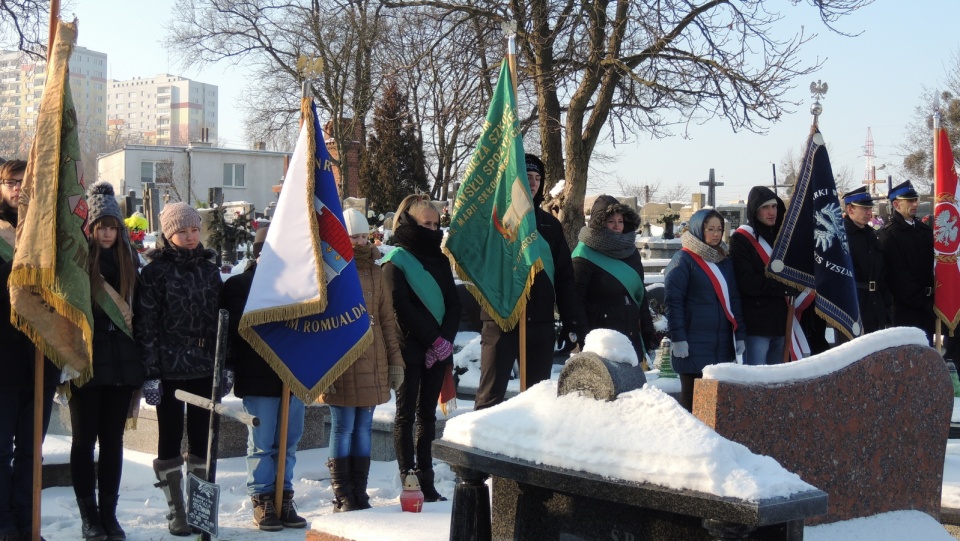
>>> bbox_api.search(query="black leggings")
[69,384,136,500]
[393,358,446,472]
[678,372,703,413]
[156,377,213,461]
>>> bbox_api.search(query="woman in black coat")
[70,182,144,541]
[383,194,460,503]
[573,195,656,364]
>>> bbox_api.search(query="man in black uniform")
[878,180,935,343]
[474,154,584,410]
[840,186,889,340]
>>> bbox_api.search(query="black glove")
[143,379,162,406]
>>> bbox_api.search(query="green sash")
[382,247,445,325]
[0,221,14,262]
[95,280,134,339]
[571,242,645,308]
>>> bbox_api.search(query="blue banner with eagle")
[768,128,863,340]
[238,99,372,403]
[444,59,545,332]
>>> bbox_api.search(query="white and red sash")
[681,247,738,334]
[733,225,813,360]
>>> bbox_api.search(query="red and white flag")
[934,126,960,333]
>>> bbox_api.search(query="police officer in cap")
[841,186,889,340]
[878,180,935,343]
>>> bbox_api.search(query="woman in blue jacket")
[664,209,745,412]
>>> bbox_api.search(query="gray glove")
[142,379,162,406]
[388,365,405,392]
[735,340,746,356]
[671,340,689,358]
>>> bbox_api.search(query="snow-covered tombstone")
[557,329,646,400]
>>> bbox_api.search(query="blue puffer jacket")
[664,210,745,374]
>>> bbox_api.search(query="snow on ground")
[703,327,930,384]
[39,441,457,541]
[805,510,955,541]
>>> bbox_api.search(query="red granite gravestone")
[693,344,952,525]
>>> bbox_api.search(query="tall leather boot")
[416,469,447,502]
[76,497,108,541]
[98,493,126,541]
[326,457,360,512]
[350,456,372,510]
[152,456,192,536]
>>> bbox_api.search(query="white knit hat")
[343,208,369,236]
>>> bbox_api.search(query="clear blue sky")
[72,0,959,203]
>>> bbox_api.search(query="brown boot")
[327,457,360,512]
[251,494,283,532]
[280,490,307,528]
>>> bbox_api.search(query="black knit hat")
[87,181,124,227]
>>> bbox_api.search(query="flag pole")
[273,79,313,516]
[503,27,529,391]
[934,98,944,354]
[31,7,61,541]
[782,297,795,364]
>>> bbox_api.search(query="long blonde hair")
[394,194,437,226]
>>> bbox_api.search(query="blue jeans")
[0,387,54,534]
[743,335,786,366]
[242,395,305,496]
[328,405,374,459]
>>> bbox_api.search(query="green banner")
[444,59,543,332]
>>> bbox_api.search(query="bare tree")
[384,0,874,246]
[663,184,692,204]
[0,0,49,57]
[616,178,662,206]
[166,0,388,193]
[901,51,960,194]
[779,143,857,198]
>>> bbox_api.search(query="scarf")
[392,222,444,259]
[679,230,727,263]
[353,243,376,271]
[577,226,638,259]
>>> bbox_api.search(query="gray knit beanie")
[160,202,202,239]
[87,181,124,227]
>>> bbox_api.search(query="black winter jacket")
[221,263,284,398]
[878,212,935,334]
[82,247,145,388]
[729,187,795,337]
[844,216,889,334]
[0,207,58,391]
[383,248,460,368]
[135,242,223,380]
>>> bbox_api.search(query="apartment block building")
[106,74,217,146]
[0,46,107,156]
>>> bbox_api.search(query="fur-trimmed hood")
[588,195,641,232]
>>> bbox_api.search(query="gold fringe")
[440,397,457,417]
[239,325,373,404]
[815,306,856,342]
[450,257,544,332]
[11,311,94,386]
[302,97,329,314]
[934,307,960,335]
[8,266,54,288]
[239,299,328,329]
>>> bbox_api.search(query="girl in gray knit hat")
[70,181,144,541]
[135,201,223,536]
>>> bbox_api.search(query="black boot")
[416,469,447,502]
[280,490,307,528]
[98,494,125,541]
[350,456,372,510]
[76,496,108,541]
[326,457,360,512]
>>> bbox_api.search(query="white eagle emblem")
[935,210,958,245]
[813,202,848,253]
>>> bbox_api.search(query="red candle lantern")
[399,472,425,513]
